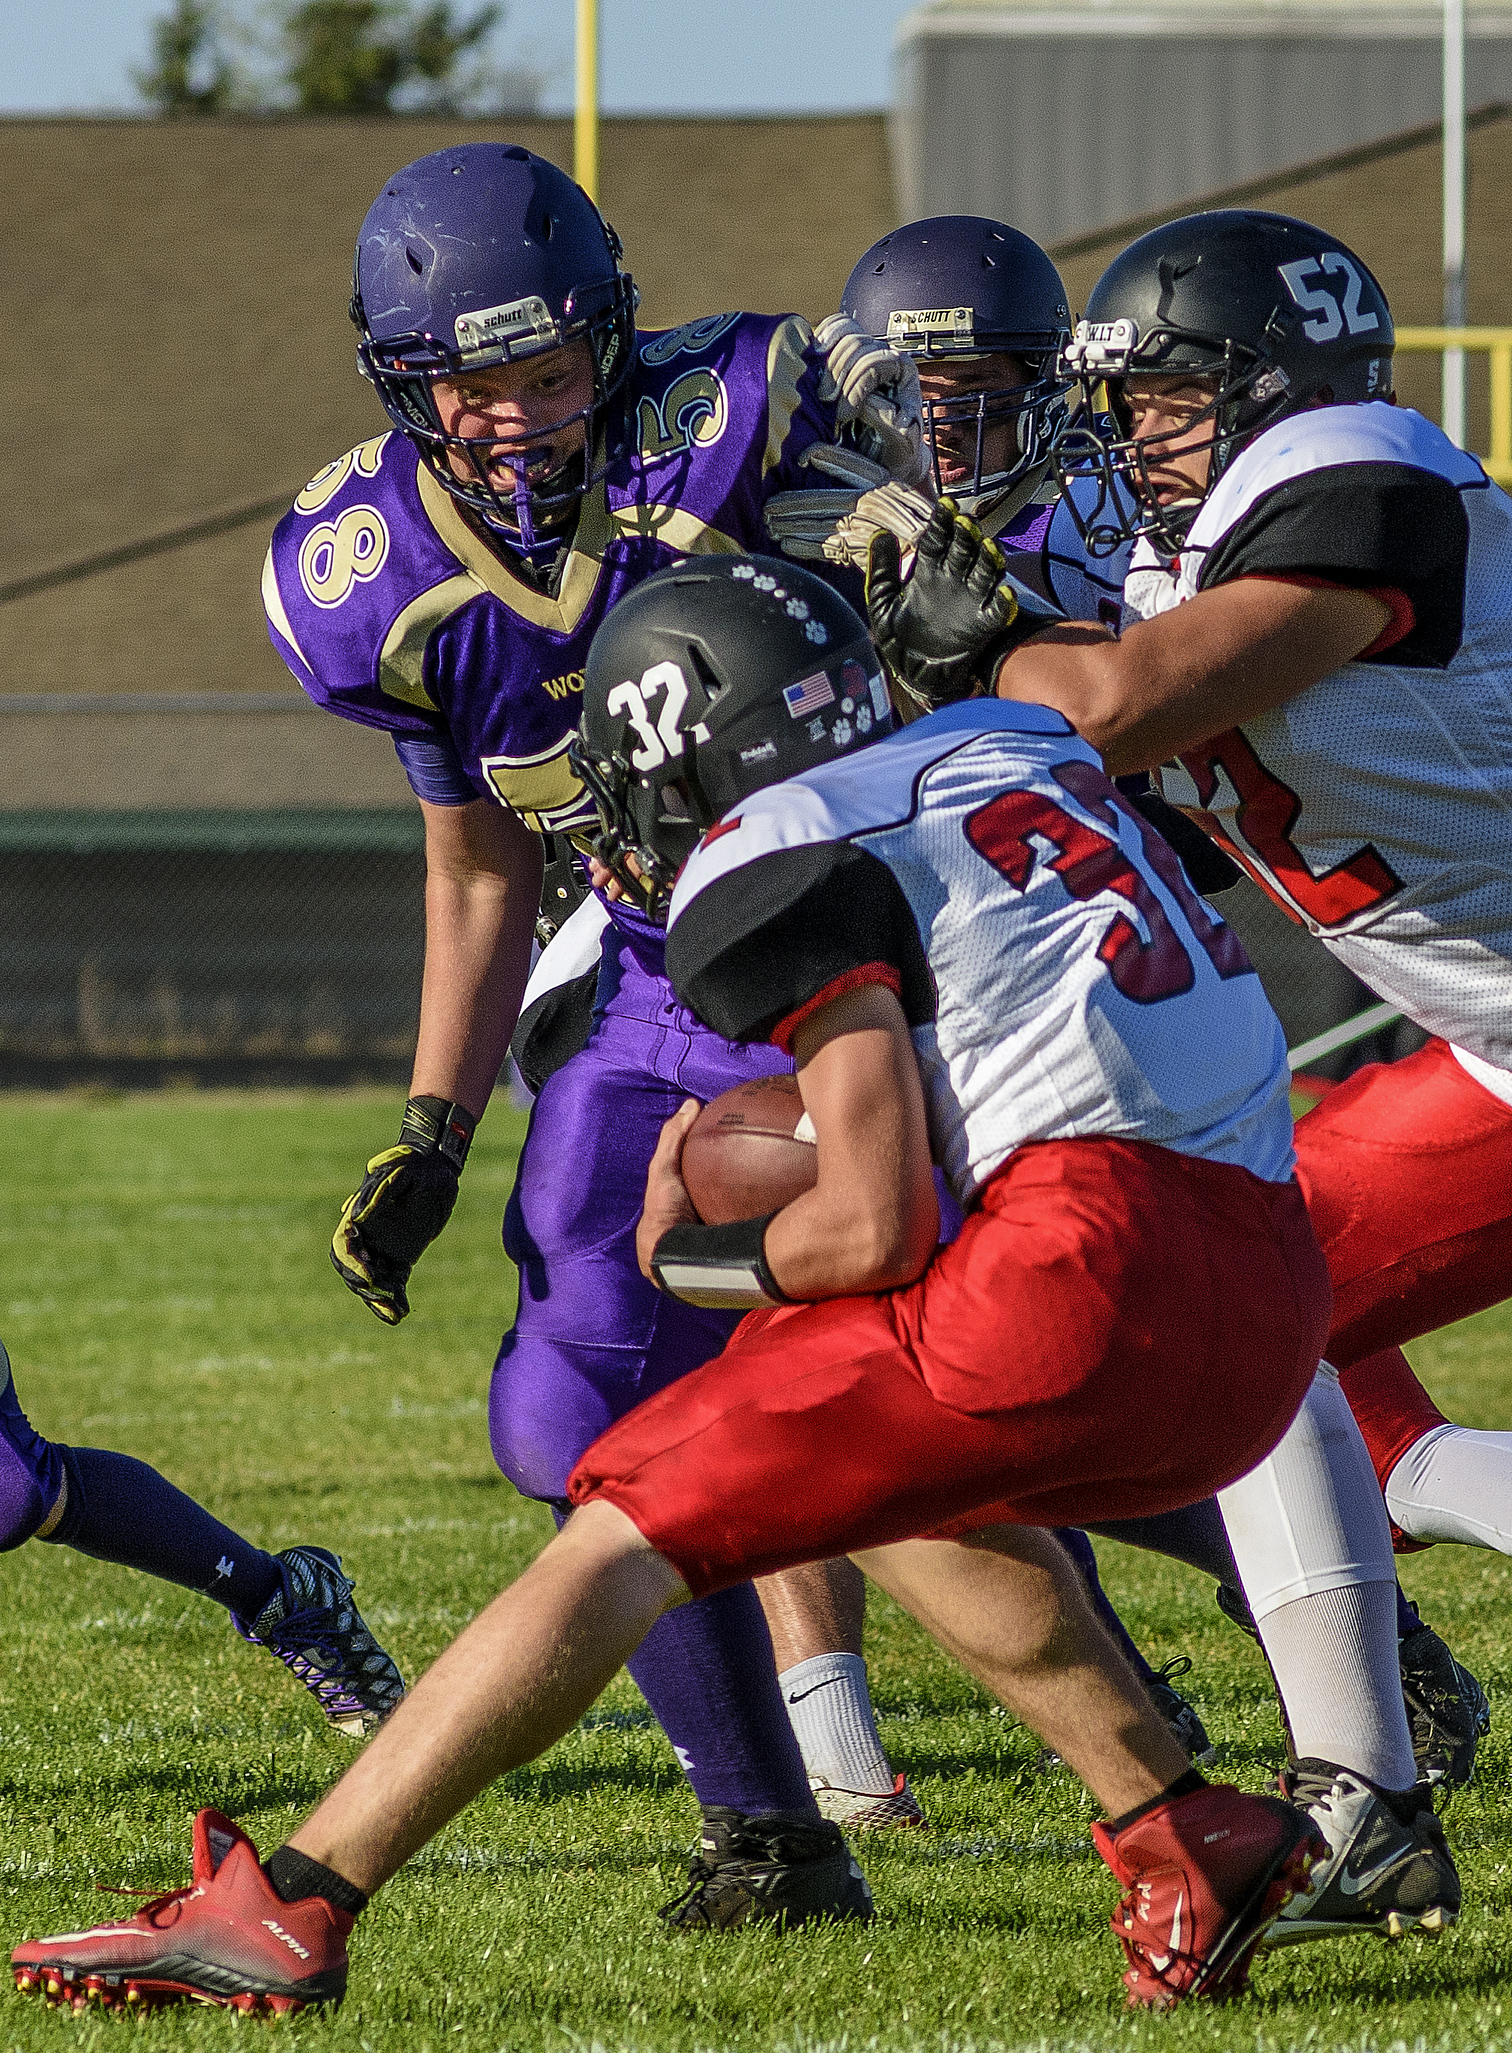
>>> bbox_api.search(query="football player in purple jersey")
[766,216,1073,580]
[263,141,938,1923]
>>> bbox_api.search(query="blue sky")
[0,1,921,114]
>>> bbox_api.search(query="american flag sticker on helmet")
[783,670,835,719]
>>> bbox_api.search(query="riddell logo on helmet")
[454,295,557,359]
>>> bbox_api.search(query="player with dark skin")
[918,352,1031,500]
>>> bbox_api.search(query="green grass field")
[2,1089,1511,2053]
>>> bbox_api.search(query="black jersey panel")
[1114,775,1242,895]
[667,842,935,1046]
[1194,461,1469,668]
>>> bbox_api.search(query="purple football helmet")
[350,143,637,546]
[841,217,1072,525]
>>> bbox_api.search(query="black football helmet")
[351,144,637,549]
[1054,209,1394,556]
[840,217,1072,525]
[572,557,888,918]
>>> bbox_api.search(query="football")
[680,1074,818,1225]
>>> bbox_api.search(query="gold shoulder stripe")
[764,314,817,479]
[261,543,313,675]
[415,455,610,635]
[378,577,478,711]
[608,504,744,556]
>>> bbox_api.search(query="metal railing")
[1394,327,1512,484]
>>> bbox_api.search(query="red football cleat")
[11,1810,349,2016]
[1093,1783,1325,2009]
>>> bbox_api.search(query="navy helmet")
[1054,209,1395,555]
[572,557,887,918]
[841,216,1072,523]
[351,143,638,544]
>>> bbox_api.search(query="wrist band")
[650,1214,792,1310]
[400,1095,477,1171]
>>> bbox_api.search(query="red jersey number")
[965,762,1253,1005]
[1173,729,1401,929]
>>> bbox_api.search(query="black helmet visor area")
[356,269,637,547]
[1053,320,1279,557]
[1053,210,1395,559]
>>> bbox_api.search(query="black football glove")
[865,496,1064,715]
[331,1095,477,1325]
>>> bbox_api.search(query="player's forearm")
[763,1160,938,1299]
[994,579,1392,775]
[410,808,543,1116]
[764,987,939,1299]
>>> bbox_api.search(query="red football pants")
[569,1139,1330,1598]
[1293,1038,1512,1526]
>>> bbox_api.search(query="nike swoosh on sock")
[786,1677,847,1704]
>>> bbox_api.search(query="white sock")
[1219,1366,1416,1792]
[1387,1421,1512,1550]
[1255,1580,1414,1789]
[778,1652,896,1796]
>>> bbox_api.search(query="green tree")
[134,0,234,114]
[282,0,500,115]
[408,1,502,110]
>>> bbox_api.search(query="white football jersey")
[666,701,1294,1209]
[1115,403,1512,1069]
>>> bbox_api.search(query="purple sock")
[41,1445,283,1623]
[1087,1499,1240,1584]
[1054,1527,1158,1686]
[0,1363,64,1550]
[626,1583,817,1816]
[1397,1580,1423,1639]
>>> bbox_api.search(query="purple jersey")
[263,313,842,834]
[995,496,1055,556]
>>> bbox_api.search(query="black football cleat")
[659,1808,873,1932]
[1398,1604,1491,1792]
[232,1545,405,1738]
[1263,1759,1460,1945]
[1145,1656,1217,1767]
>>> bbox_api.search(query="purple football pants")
[491,920,816,1816]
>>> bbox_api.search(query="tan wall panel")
[0,114,893,807]
[2,521,296,696]
[1,115,893,587]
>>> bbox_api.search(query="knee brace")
[0,1351,67,1551]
